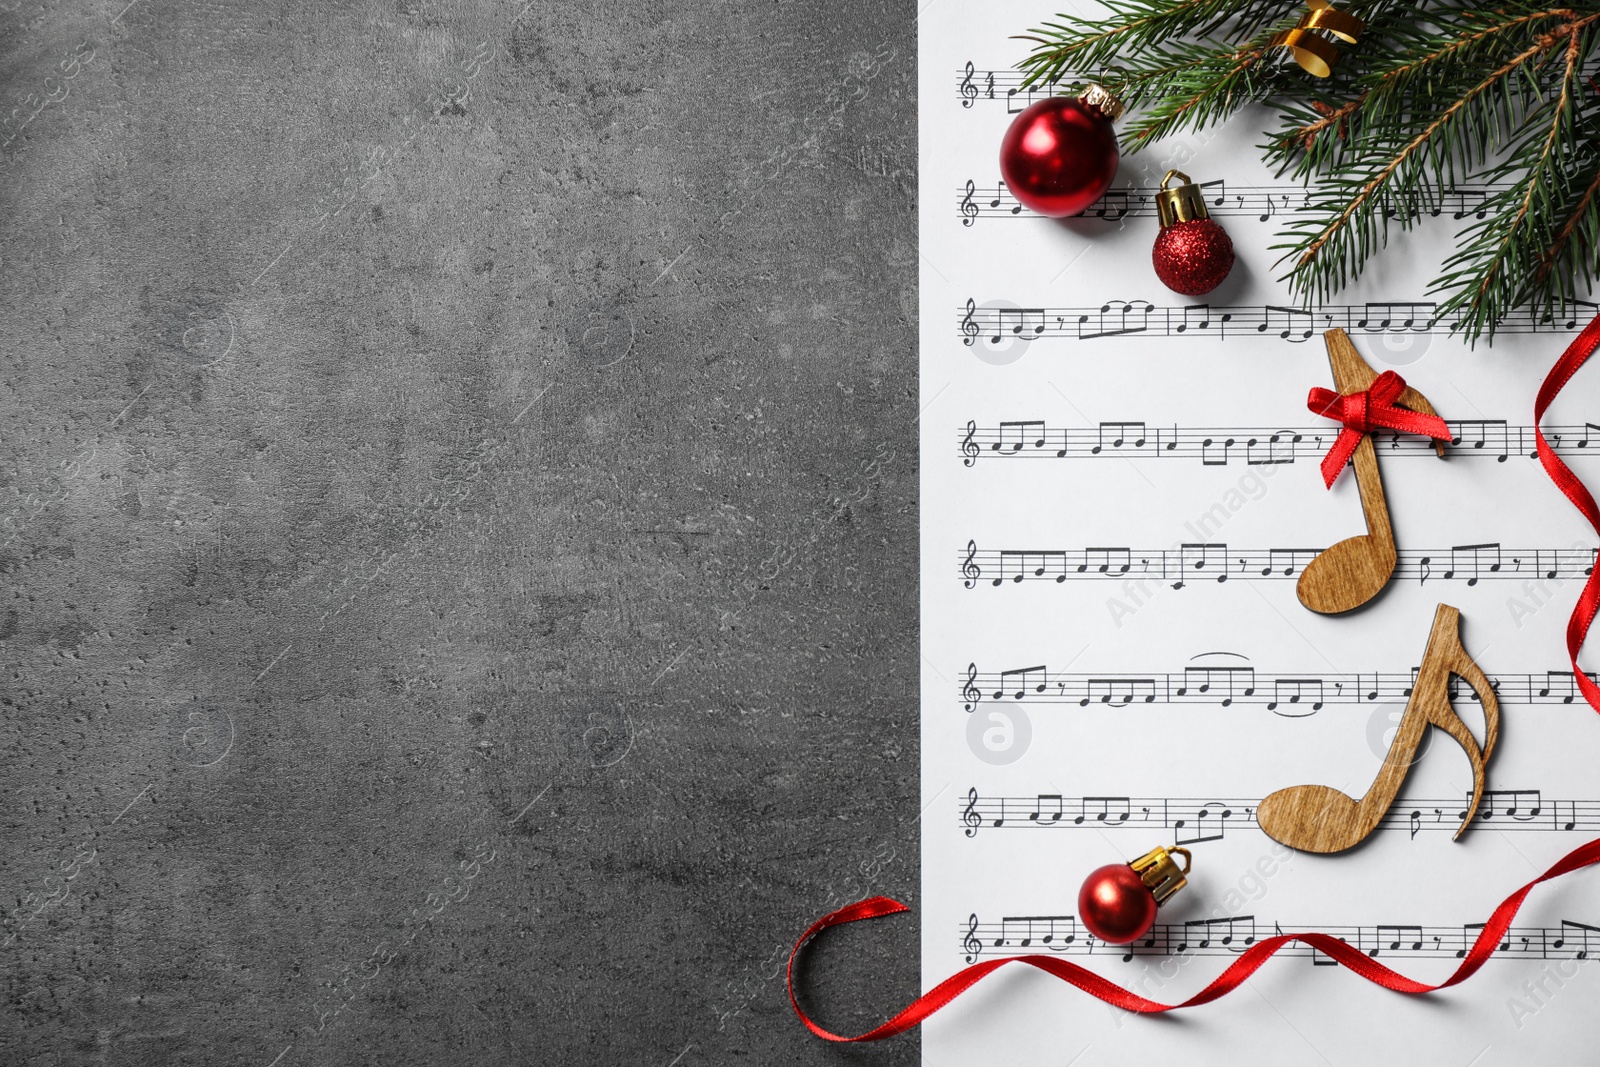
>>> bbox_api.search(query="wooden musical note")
[1297,329,1445,614]
[1258,604,1499,853]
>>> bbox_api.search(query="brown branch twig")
[1373,8,1579,86]
[1542,164,1600,285]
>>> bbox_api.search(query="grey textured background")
[0,1,919,1063]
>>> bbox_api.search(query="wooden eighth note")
[1296,329,1445,614]
[1258,604,1498,854]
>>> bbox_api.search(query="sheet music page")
[918,6,1600,1065]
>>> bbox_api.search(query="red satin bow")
[788,837,1600,1041]
[1307,370,1451,487]
[1535,311,1600,716]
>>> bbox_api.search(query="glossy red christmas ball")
[999,96,1120,218]
[1152,217,1235,296]
[1078,863,1158,944]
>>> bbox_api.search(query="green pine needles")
[1017,2,1600,341]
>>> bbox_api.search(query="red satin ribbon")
[1307,369,1452,487]
[788,837,1600,1041]
[1534,311,1600,715]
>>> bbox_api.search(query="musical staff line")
[958,541,1596,589]
[958,298,1600,344]
[958,662,1600,712]
[957,420,1600,466]
[955,61,1600,113]
[957,788,1586,842]
[958,911,1600,965]
[959,178,1504,225]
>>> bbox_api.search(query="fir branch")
[1287,34,1558,287]
[1014,0,1600,340]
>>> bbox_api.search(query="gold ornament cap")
[1129,845,1191,906]
[1154,170,1211,228]
[1079,83,1126,122]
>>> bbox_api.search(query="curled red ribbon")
[1534,311,1600,716]
[1307,369,1452,487]
[788,836,1600,1041]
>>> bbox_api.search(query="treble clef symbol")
[960,179,978,227]
[963,787,982,837]
[963,913,982,962]
[961,420,980,466]
[962,539,981,588]
[961,298,979,347]
[959,61,977,108]
[962,662,981,711]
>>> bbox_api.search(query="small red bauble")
[999,86,1125,218]
[1079,864,1158,944]
[1077,845,1192,944]
[1152,169,1235,296]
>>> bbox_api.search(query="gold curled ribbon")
[1269,0,1365,77]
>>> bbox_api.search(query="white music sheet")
[918,6,1600,1065]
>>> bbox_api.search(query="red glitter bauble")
[999,97,1120,218]
[1077,863,1159,944]
[1152,217,1235,296]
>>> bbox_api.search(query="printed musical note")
[1078,300,1155,340]
[1450,419,1511,462]
[1480,789,1543,821]
[1174,543,1228,588]
[1445,542,1503,585]
[1355,302,1436,332]
[1372,925,1425,956]
[1084,678,1157,707]
[1556,920,1599,959]
[1261,305,1314,342]
[1184,915,1256,951]
[1079,796,1132,825]
[995,420,1047,455]
[996,550,1069,584]
[1030,794,1066,825]
[1094,421,1147,453]
[1081,546,1133,576]
[996,664,1048,700]
[1200,436,1235,466]
[1093,189,1133,221]
[1267,678,1324,714]
[990,307,1047,344]
[997,915,1078,950]
[1177,666,1255,707]
[1174,802,1233,844]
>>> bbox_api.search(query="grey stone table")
[1,1,918,1063]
